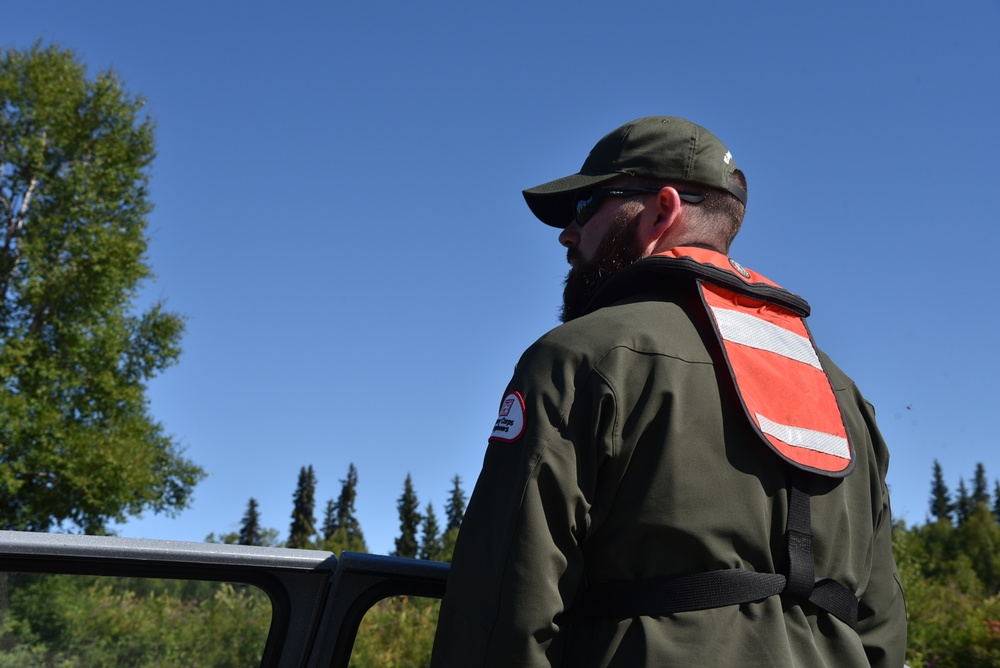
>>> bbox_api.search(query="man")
[431,117,906,666]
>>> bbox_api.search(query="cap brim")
[522,172,621,228]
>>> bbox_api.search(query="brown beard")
[560,207,644,323]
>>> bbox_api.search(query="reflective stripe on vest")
[700,280,855,477]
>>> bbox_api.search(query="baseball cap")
[523,116,747,228]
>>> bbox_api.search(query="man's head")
[523,116,746,231]
[523,116,748,321]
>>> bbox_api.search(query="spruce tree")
[324,463,367,554]
[972,463,990,509]
[288,465,317,549]
[441,474,467,563]
[994,480,1000,523]
[336,464,364,543]
[445,474,467,532]
[322,498,337,541]
[393,474,421,558]
[956,479,974,526]
[420,502,444,561]
[929,460,953,523]
[239,498,263,546]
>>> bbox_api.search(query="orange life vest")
[653,247,856,478]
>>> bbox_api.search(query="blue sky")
[4,0,999,555]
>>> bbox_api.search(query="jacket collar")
[584,246,811,317]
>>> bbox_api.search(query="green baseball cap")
[523,116,747,228]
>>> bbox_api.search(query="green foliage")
[956,479,974,526]
[204,531,240,545]
[440,527,460,564]
[419,503,443,562]
[288,465,317,549]
[1,573,271,667]
[930,460,953,523]
[973,463,991,508]
[994,480,1000,523]
[322,498,337,539]
[393,474,420,559]
[349,596,440,667]
[895,461,1000,667]
[239,497,264,546]
[2,573,440,667]
[320,463,367,555]
[444,475,465,532]
[0,43,203,533]
[321,526,369,556]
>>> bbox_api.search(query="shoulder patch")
[489,392,526,443]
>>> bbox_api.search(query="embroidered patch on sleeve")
[490,392,526,443]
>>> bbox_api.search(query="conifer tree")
[972,463,990,509]
[420,502,444,561]
[445,475,467,532]
[994,480,1000,523]
[288,465,317,549]
[209,502,279,547]
[441,474,467,563]
[393,474,421,558]
[336,464,364,543]
[956,478,974,526]
[322,498,337,541]
[239,498,263,546]
[321,463,367,554]
[929,460,953,523]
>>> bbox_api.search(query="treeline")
[895,460,1000,667]
[206,464,467,563]
[0,576,271,667]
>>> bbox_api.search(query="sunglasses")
[574,187,707,227]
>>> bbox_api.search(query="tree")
[320,463,367,555]
[972,463,990,509]
[393,474,421,559]
[929,460,953,524]
[335,463,364,545]
[419,502,443,561]
[239,498,263,546]
[440,474,466,562]
[445,474,466,532]
[993,480,1000,523]
[206,500,278,547]
[0,43,203,533]
[956,479,974,526]
[321,498,337,541]
[288,465,317,549]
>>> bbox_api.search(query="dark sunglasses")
[574,187,707,227]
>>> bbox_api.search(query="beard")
[560,207,644,323]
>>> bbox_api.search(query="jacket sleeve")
[854,397,908,668]
[431,339,613,667]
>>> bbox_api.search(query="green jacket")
[432,250,906,667]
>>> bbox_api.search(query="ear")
[637,187,683,256]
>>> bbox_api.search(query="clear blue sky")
[4,0,999,555]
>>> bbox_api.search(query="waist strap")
[567,570,857,629]
[567,475,859,629]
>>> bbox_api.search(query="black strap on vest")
[567,475,859,629]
